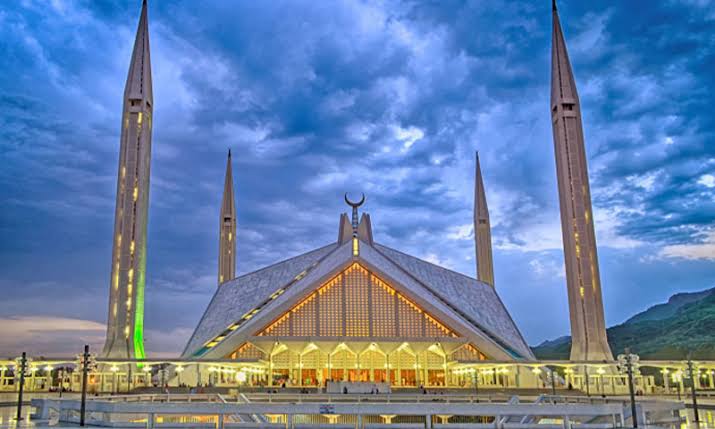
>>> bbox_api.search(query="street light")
[110,366,119,394]
[175,366,185,387]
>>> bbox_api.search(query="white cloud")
[447,224,473,240]
[697,174,715,188]
[392,124,424,152]
[659,230,715,261]
[529,257,565,279]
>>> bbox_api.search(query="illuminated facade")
[182,202,534,388]
[550,1,612,361]
[474,152,495,287]
[102,0,152,360]
[218,149,236,285]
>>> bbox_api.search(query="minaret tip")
[228,148,231,158]
[552,0,557,12]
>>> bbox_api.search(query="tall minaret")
[218,150,236,285]
[102,0,153,360]
[551,1,612,361]
[474,152,495,287]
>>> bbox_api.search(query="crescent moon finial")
[344,192,365,208]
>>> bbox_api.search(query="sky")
[1,0,714,358]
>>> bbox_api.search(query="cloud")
[0,316,192,358]
[1,0,714,349]
[659,230,715,261]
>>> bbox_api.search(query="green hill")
[532,287,715,360]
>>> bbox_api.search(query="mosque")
[93,0,615,391]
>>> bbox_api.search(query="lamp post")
[618,348,638,428]
[15,352,27,421]
[175,366,184,387]
[79,345,92,427]
[686,355,700,424]
[58,367,65,398]
[471,368,479,400]
[110,366,119,395]
[550,367,557,396]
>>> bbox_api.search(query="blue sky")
[1,0,714,357]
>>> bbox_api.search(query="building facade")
[182,203,533,388]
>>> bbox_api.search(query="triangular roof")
[183,240,534,360]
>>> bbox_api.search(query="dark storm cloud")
[1,0,714,354]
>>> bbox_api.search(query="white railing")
[30,395,634,429]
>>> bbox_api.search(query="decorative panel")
[228,342,265,360]
[345,265,370,336]
[451,343,487,361]
[318,275,343,336]
[371,276,396,337]
[257,263,457,339]
[397,295,423,337]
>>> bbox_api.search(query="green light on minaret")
[133,252,146,359]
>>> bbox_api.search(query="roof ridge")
[184,242,348,357]
[229,243,337,283]
[374,242,487,285]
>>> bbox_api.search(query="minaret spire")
[474,152,495,287]
[551,2,613,361]
[218,149,237,285]
[103,0,153,359]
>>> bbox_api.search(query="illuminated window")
[352,237,359,256]
[133,187,138,201]
[130,241,135,254]
[228,233,232,241]
[137,112,143,124]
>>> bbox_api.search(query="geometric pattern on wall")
[257,263,458,338]
[451,343,487,361]
[228,342,265,360]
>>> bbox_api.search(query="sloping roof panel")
[182,244,337,357]
[372,243,534,359]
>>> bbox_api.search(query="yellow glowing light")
[44,366,53,371]
[133,187,138,201]
[110,366,119,372]
[121,166,126,178]
[142,366,152,372]
[596,367,606,375]
[579,287,585,298]
[228,232,232,241]
[124,326,130,337]
[175,366,185,373]
[137,112,143,124]
[128,269,134,282]
[130,241,135,254]
[531,367,542,375]
[352,237,359,256]
[219,275,224,282]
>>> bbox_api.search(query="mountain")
[532,287,715,360]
